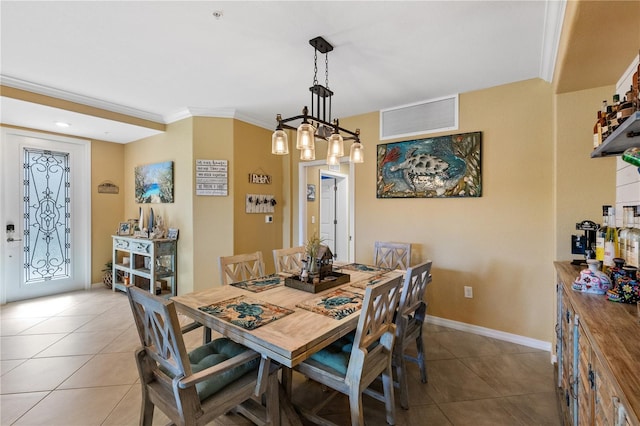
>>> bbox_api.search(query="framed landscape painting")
[376,131,481,198]
[135,161,174,203]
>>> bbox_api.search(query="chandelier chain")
[313,48,318,86]
[325,52,329,90]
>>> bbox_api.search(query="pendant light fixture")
[271,36,364,164]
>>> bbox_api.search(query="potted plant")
[304,233,324,274]
[102,261,113,288]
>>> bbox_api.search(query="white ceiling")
[0,1,565,144]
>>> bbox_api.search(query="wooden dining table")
[172,263,403,425]
[172,264,403,369]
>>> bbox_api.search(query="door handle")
[7,237,22,242]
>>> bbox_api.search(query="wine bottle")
[593,111,602,149]
[607,104,619,134]
[603,206,618,271]
[600,102,610,141]
[618,206,632,262]
[628,206,640,268]
[595,205,610,266]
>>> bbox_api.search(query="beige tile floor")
[1,286,561,426]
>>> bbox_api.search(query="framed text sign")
[196,159,228,196]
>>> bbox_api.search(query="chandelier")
[271,36,364,164]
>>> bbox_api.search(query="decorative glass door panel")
[23,148,71,283]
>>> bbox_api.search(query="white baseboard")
[426,314,552,353]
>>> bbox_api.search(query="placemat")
[337,263,390,273]
[198,295,294,330]
[296,288,363,320]
[349,272,390,289]
[230,274,284,293]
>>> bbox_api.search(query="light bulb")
[296,122,316,149]
[271,129,289,155]
[349,142,364,163]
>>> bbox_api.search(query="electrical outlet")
[265,215,273,223]
[464,286,473,298]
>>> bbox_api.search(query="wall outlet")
[464,286,473,298]
[265,215,273,223]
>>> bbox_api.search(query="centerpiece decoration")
[285,233,350,293]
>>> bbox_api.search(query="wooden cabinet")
[555,262,640,425]
[112,236,177,297]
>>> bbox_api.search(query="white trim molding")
[426,314,552,353]
[539,0,566,82]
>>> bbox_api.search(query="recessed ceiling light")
[55,121,71,128]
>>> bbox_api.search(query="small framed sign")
[118,222,131,236]
[307,184,316,201]
[167,228,179,240]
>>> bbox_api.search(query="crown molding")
[539,0,566,82]
[165,107,272,131]
[0,75,165,123]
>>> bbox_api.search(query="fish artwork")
[388,147,466,196]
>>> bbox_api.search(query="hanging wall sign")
[196,159,228,196]
[249,173,272,184]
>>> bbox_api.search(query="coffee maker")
[571,220,599,265]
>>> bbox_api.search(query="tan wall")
[191,117,234,291]
[124,118,194,294]
[233,120,283,274]
[555,85,617,261]
[91,140,125,283]
[340,78,556,342]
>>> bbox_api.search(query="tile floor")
[1,286,561,426]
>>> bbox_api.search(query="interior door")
[1,129,91,303]
[319,177,336,256]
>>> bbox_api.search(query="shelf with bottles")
[591,110,640,158]
[592,59,640,158]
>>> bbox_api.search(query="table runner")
[296,288,363,320]
[198,295,294,330]
[230,274,284,293]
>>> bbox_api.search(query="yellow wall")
[91,140,125,282]
[124,118,194,293]
[555,85,617,261]
[233,120,284,274]
[191,117,234,291]
[341,78,557,342]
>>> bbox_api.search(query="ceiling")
[0,1,608,144]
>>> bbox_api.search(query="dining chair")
[294,274,403,426]
[219,251,265,285]
[272,246,306,274]
[374,241,412,270]
[393,260,433,409]
[126,286,280,426]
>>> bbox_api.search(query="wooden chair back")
[374,241,412,270]
[393,260,433,409]
[128,285,192,380]
[272,246,306,274]
[219,251,265,285]
[347,274,402,381]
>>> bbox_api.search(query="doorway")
[299,158,354,262]
[1,129,91,303]
[319,171,349,261]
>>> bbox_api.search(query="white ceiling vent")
[380,94,458,140]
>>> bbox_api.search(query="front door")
[1,129,91,302]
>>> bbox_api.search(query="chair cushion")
[187,338,259,401]
[309,336,352,376]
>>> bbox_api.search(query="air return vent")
[380,94,458,140]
